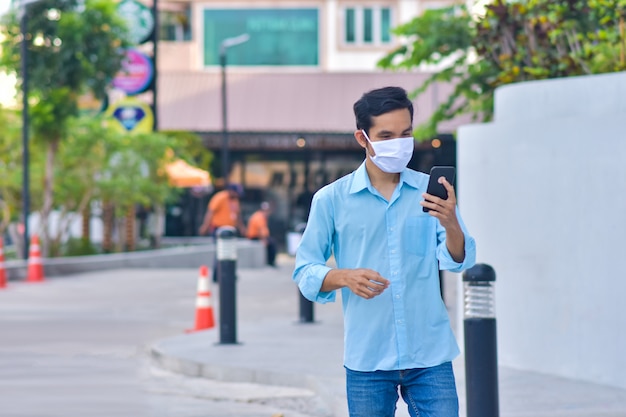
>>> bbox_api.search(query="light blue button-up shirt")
[292,162,476,372]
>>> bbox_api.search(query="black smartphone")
[422,166,456,212]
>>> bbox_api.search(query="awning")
[165,159,212,188]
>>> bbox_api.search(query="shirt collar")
[349,161,421,194]
[400,168,421,190]
[349,161,369,194]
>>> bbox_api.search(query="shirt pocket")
[403,216,435,257]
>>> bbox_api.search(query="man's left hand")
[420,177,461,230]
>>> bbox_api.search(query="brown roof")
[157,71,471,134]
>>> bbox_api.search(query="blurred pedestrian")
[292,86,476,417]
[199,184,245,282]
[247,201,277,267]
[199,184,245,237]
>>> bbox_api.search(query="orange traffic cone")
[0,237,6,289]
[186,265,215,332]
[26,235,44,283]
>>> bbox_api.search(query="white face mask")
[362,130,414,173]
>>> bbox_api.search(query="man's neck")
[365,159,400,201]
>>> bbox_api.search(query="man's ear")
[354,130,368,149]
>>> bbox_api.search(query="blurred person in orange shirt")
[247,201,277,267]
[199,184,246,282]
[199,184,245,236]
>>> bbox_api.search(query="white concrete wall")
[456,72,626,390]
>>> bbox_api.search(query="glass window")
[203,9,319,66]
[159,8,192,42]
[345,8,355,43]
[363,8,373,43]
[343,5,391,46]
[381,8,391,43]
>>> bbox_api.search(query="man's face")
[356,108,413,154]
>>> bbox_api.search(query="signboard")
[105,97,154,134]
[117,0,155,45]
[203,8,319,66]
[112,48,154,95]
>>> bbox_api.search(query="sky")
[0,0,9,16]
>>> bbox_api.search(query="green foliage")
[0,0,128,139]
[0,107,22,230]
[54,116,115,213]
[162,130,214,172]
[0,106,45,230]
[55,117,188,218]
[0,0,130,254]
[62,237,99,257]
[50,117,210,253]
[97,128,180,217]
[0,0,129,100]
[379,0,626,140]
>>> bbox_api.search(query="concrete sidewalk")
[150,255,626,417]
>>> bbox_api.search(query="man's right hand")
[322,268,390,299]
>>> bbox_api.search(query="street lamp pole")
[219,33,249,187]
[19,0,39,259]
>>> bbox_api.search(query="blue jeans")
[345,362,459,417]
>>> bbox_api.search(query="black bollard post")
[292,222,314,323]
[463,263,499,417]
[216,226,238,344]
[299,292,314,323]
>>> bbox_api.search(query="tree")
[0,0,129,255]
[0,106,21,236]
[0,105,45,257]
[379,0,626,140]
[49,116,116,256]
[97,127,214,252]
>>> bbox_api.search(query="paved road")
[0,268,329,417]
[3,259,626,417]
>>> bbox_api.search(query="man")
[246,201,277,267]
[199,184,245,282]
[292,86,476,417]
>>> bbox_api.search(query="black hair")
[353,86,414,134]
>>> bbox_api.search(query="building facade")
[156,0,468,240]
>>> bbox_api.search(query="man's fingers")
[437,178,457,202]
[361,285,385,299]
[360,269,390,286]
[350,269,390,299]
[366,281,386,292]
[421,196,445,214]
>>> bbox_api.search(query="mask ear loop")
[361,129,376,157]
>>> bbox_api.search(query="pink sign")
[112,49,154,95]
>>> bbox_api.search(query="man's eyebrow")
[377,127,413,136]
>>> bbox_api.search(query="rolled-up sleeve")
[292,188,337,304]
[436,208,477,273]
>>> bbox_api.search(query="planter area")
[4,239,266,281]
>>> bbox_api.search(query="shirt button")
[395,295,401,299]
[391,249,396,254]
[397,320,403,324]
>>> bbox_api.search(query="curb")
[149,339,348,417]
